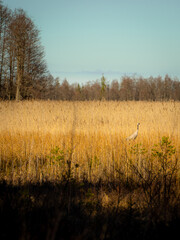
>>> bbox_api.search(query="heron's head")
[137,123,140,126]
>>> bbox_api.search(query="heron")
[126,123,140,140]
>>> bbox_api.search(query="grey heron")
[126,123,140,140]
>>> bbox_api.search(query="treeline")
[45,74,180,101]
[1,1,180,101]
[0,1,49,100]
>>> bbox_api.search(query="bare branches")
[0,3,48,100]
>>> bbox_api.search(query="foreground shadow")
[0,180,179,240]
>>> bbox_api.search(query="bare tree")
[135,78,151,101]
[110,80,120,100]
[8,9,47,100]
[0,3,11,97]
[164,75,172,100]
[120,77,135,100]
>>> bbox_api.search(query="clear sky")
[4,0,180,83]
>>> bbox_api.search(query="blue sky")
[4,0,180,83]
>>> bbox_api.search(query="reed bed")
[0,100,179,183]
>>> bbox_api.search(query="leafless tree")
[8,9,47,100]
[120,77,135,100]
[109,80,120,100]
[0,3,11,97]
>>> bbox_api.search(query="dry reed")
[0,100,179,183]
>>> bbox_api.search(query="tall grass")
[0,100,179,183]
[0,100,180,239]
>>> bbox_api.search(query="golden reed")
[0,101,179,183]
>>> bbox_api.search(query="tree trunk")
[16,59,21,101]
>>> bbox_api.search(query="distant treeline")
[0,1,180,101]
[40,74,180,101]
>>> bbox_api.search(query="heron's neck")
[137,125,139,131]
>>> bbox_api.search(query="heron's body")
[126,123,140,140]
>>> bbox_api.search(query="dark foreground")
[0,180,179,240]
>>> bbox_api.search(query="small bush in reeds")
[129,136,179,223]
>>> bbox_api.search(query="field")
[0,100,179,182]
[0,100,180,239]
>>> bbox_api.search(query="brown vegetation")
[0,101,179,183]
[0,100,179,239]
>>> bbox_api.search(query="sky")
[4,0,180,83]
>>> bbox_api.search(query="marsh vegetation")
[0,101,179,239]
